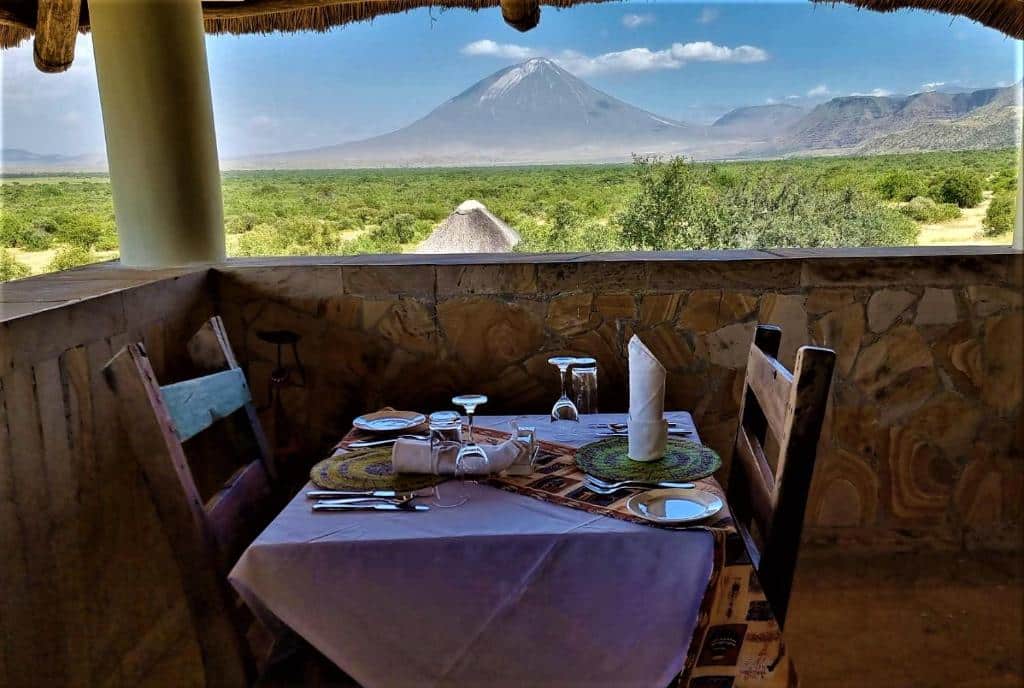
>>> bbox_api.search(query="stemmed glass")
[428,410,465,508]
[548,356,579,422]
[452,394,489,499]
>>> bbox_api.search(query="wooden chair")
[726,324,835,629]
[104,316,348,686]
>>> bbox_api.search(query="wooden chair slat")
[744,344,793,441]
[160,368,252,442]
[728,324,835,630]
[734,427,776,536]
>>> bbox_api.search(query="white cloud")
[765,97,778,105]
[621,13,654,29]
[697,7,720,24]
[460,40,540,60]
[670,42,767,63]
[561,42,767,76]
[785,94,801,100]
[850,88,893,97]
[807,84,830,97]
[461,39,768,77]
[920,81,945,92]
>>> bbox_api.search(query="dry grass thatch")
[415,200,521,254]
[0,0,1020,51]
[813,0,1022,39]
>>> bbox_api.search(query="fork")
[347,434,429,448]
[586,476,696,490]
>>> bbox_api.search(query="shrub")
[900,196,962,223]
[983,192,1016,237]
[932,170,984,208]
[47,245,95,272]
[617,156,918,250]
[0,250,31,282]
[617,155,717,251]
[372,213,417,245]
[876,170,927,202]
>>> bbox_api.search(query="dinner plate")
[625,488,724,525]
[352,410,427,433]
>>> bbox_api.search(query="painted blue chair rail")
[160,367,252,442]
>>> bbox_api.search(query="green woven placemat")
[575,437,721,482]
[310,447,444,492]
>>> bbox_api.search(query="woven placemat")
[575,437,721,482]
[310,446,444,492]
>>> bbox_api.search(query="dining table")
[228,412,796,688]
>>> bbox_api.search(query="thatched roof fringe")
[0,0,1019,52]
[814,0,1023,40]
[203,0,491,35]
[201,0,590,36]
[0,23,30,49]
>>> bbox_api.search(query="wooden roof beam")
[33,0,80,72]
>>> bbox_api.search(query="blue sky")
[2,1,1021,157]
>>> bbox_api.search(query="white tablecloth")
[229,413,714,688]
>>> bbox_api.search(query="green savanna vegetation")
[1,149,1018,281]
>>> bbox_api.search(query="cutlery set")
[582,475,695,495]
[308,488,431,512]
[347,434,429,448]
[590,422,693,438]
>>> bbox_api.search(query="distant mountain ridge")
[775,83,1021,152]
[711,104,805,139]
[3,64,1020,172]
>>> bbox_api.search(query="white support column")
[89,0,225,267]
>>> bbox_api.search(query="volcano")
[238,58,706,168]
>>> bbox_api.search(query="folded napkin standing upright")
[392,437,527,475]
[627,335,668,462]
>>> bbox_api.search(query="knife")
[312,501,429,512]
[596,429,694,437]
[307,489,406,499]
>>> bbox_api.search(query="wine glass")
[428,410,465,508]
[547,356,579,422]
[571,356,598,415]
[452,394,490,500]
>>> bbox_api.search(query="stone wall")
[215,248,1023,552]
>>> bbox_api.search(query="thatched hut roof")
[2,0,1020,62]
[415,200,521,254]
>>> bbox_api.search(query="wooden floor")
[786,551,1024,687]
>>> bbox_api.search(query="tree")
[983,192,1015,236]
[876,170,926,202]
[617,156,718,251]
[932,170,983,208]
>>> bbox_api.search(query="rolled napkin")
[392,437,526,475]
[627,335,668,462]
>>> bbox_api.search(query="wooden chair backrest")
[103,316,275,686]
[726,324,835,629]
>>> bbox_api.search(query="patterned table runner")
[334,424,797,687]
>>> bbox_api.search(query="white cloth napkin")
[392,437,526,475]
[627,335,668,461]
